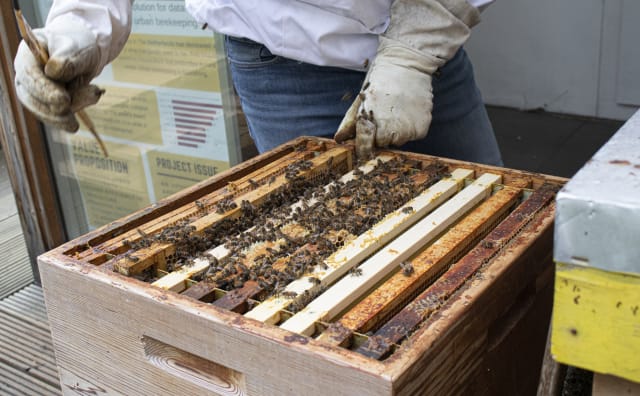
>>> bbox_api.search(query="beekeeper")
[13,0,502,165]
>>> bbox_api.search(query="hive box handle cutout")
[142,336,246,395]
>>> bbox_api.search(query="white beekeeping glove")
[335,0,481,159]
[13,20,105,132]
[13,0,133,132]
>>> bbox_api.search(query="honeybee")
[401,206,414,214]
[341,91,353,102]
[281,291,298,299]
[400,261,414,276]
[481,240,495,249]
[308,277,321,285]
[233,278,245,289]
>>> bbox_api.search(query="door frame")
[0,3,67,284]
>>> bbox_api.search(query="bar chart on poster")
[170,98,222,148]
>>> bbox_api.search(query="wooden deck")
[0,285,61,395]
[0,151,32,299]
[0,150,61,394]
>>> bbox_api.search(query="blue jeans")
[225,36,503,166]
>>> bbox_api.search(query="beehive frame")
[39,137,565,395]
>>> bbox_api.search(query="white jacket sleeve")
[46,0,134,72]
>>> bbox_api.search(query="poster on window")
[35,1,236,229]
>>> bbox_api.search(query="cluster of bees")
[129,156,442,305]
[123,221,207,276]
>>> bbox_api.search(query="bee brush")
[13,0,109,157]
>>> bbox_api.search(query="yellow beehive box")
[552,110,640,385]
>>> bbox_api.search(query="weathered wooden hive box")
[39,137,565,395]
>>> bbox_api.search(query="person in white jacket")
[14,0,502,165]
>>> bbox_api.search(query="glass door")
[26,0,243,238]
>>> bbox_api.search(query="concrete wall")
[466,0,639,121]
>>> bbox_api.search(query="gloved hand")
[335,0,481,159]
[13,21,105,132]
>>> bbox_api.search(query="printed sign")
[69,136,150,227]
[34,0,239,230]
[148,150,229,200]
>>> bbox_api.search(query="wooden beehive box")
[39,137,565,396]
